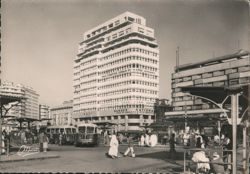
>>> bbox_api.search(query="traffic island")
[0,152,60,163]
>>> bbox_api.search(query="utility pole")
[231,93,239,174]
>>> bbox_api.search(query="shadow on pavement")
[136,150,184,163]
[136,151,198,173]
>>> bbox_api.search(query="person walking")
[140,134,145,147]
[43,133,49,152]
[195,132,204,149]
[108,134,119,159]
[59,133,63,146]
[145,133,150,147]
[38,131,44,152]
[169,133,177,160]
[124,134,135,157]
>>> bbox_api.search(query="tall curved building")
[73,12,159,131]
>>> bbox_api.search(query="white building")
[50,100,74,126]
[73,12,159,131]
[39,104,50,120]
[0,81,39,120]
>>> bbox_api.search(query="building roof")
[177,50,249,72]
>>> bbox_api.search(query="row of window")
[173,104,218,111]
[99,88,158,97]
[107,27,131,41]
[99,63,157,76]
[99,55,158,71]
[100,47,158,62]
[80,72,97,79]
[80,58,97,67]
[98,72,158,83]
[99,96,156,104]
[174,66,250,83]
[99,80,157,90]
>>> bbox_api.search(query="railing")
[183,147,233,174]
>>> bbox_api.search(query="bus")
[46,125,77,145]
[74,123,99,147]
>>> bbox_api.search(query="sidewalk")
[0,151,60,163]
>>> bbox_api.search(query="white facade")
[73,12,159,130]
[39,104,50,120]
[50,100,74,126]
[0,81,39,120]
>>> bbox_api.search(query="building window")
[115,20,120,26]
[109,23,113,28]
[128,17,135,22]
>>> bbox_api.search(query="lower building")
[50,100,75,126]
[0,81,39,120]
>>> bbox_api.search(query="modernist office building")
[0,81,40,120]
[73,12,159,130]
[50,100,74,126]
[166,50,249,120]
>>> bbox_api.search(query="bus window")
[78,126,86,134]
[51,129,55,134]
[72,128,76,134]
[46,129,50,134]
[66,128,71,134]
[87,127,94,134]
[55,128,59,133]
[60,128,64,133]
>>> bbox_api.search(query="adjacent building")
[0,81,39,120]
[166,50,250,120]
[50,100,74,126]
[39,104,50,120]
[73,12,159,130]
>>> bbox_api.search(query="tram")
[74,123,99,147]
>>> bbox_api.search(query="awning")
[165,114,227,122]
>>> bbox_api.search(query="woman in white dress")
[149,134,158,147]
[145,134,150,147]
[108,135,119,159]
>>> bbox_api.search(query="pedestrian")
[21,129,26,144]
[1,134,5,154]
[169,133,177,160]
[149,134,158,147]
[214,134,220,146]
[183,132,190,147]
[222,133,232,172]
[140,134,145,147]
[38,131,44,152]
[59,133,63,146]
[107,134,119,159]
[43,133,49,152]
[124,134,135,157]
[195,132,204,149]
[145,133,150,147]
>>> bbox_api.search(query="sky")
[2,0,249,107]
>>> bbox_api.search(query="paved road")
[0,144,246,173]
[0,144,185,173]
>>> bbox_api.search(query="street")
[0,144,185,173]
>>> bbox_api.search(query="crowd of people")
[168,130,233,173]
[1,128,50,154]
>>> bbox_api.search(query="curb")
[0,154,60,163]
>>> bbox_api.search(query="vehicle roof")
[47,125,76,129]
